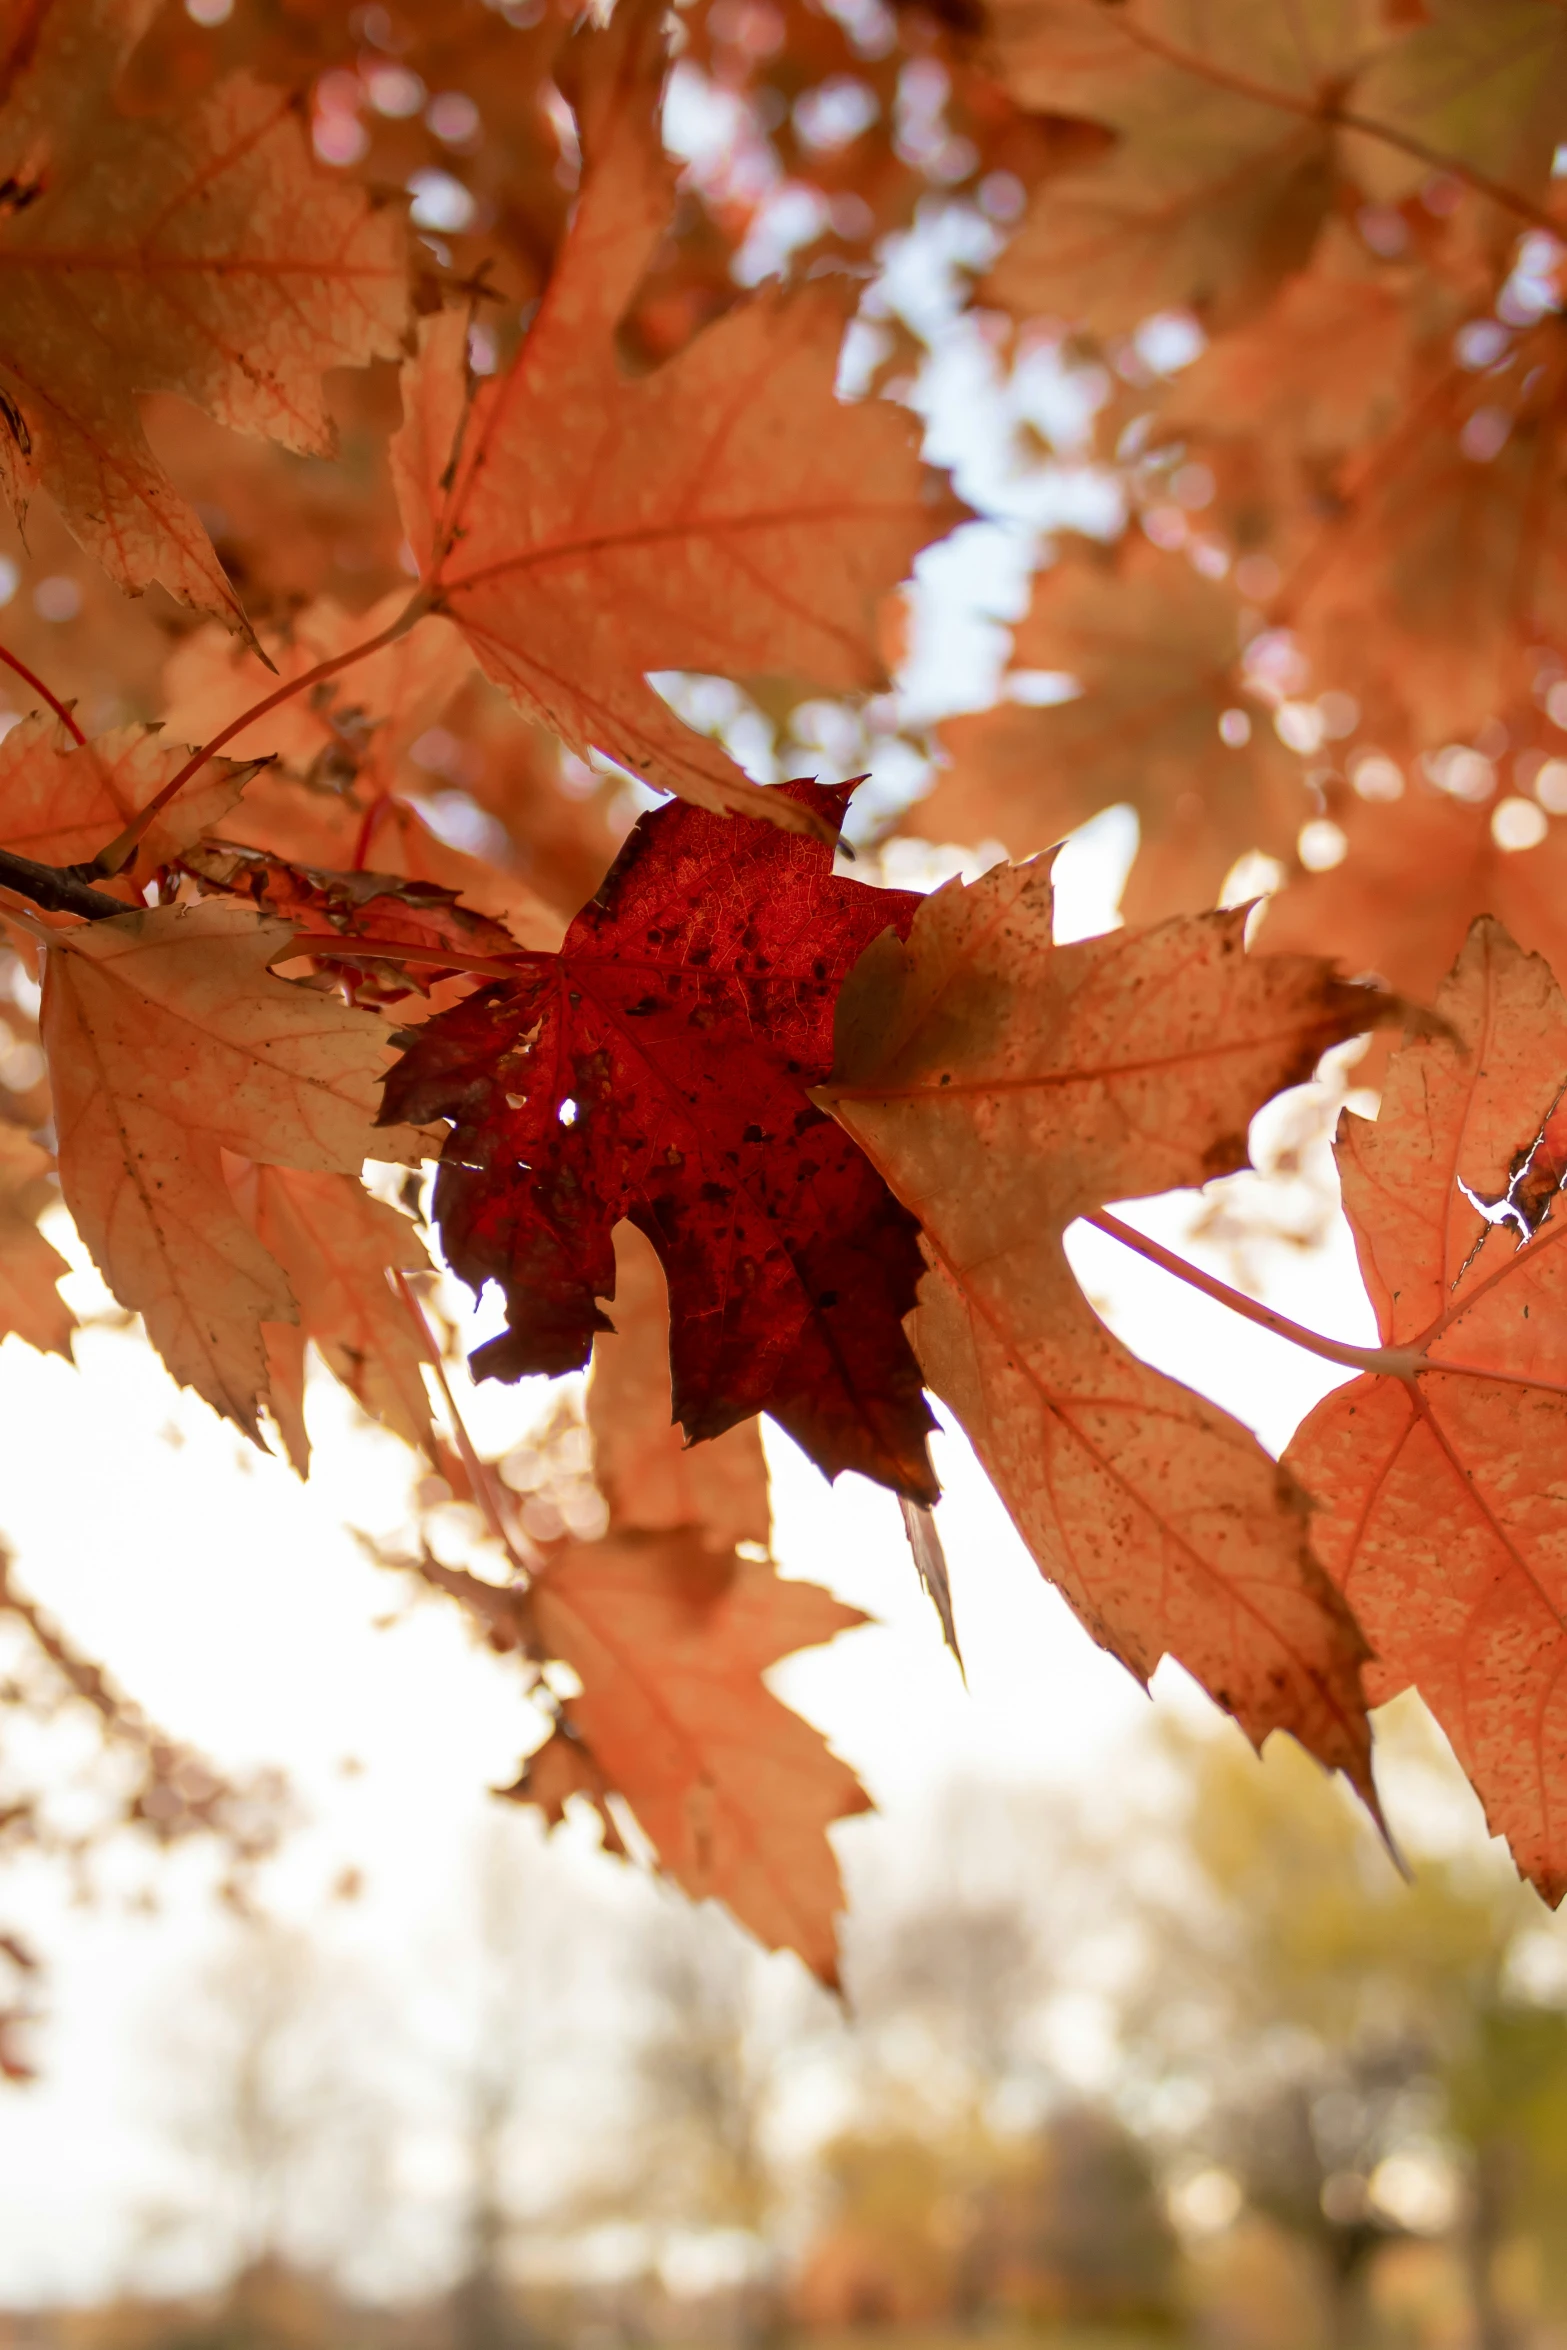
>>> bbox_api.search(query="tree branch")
[0,847,129,920]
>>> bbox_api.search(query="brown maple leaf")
[818,856,1391,1792]
[518,1530,868,1983]
[979,0,1393,334]
[1257,767,1567,1001]
[1289,322,1567,750]
[391,0,962,835]
[432,1207,858,1979]
[41,900,429,1432]
[122,0,579,320]
[0,715,260,884]
[184,843,527,1010]
[1152,220,1421,473]
[1347,0,1567,211]
[1286,919,1567,1902]
[224,1160,436,1475]
[0,0,407,627]
[161,592,473,800]
[915,539,1308,920]
[217,769,563,955]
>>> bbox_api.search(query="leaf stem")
[1083,1208,1420,1380]
[91,589,432,876]
[0,644,86,745]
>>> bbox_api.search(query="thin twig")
[392,1270,533,1577]
[0,644,86,745]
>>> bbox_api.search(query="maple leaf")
[41,900,429,1433]
[817,857,1389,1789]
[915,539,1308,920]
[160,592,473,797]
[1347,0,1567,210]
[588,1221,772,1557]
[1285,920,1567,1903]
[980,0,1391,334]
[0,1125,72,1360]
[220,769,564,955]
[517,1530,869,1984]
[123,0,580,319]
[224,1161,436,1476]
[1152,220,1420,472]
[381,778,939,1503]
[1257,770,1567,1001]
[390,0,962,835]
[0,0,407,627]
[0,715,261,883]
[425,1220,861,1980]
[1288,323,1567,750]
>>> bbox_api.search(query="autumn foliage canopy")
[0,0,1564,2009]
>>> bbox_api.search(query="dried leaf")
[0,716,260,881]
[527,1529,868,1982]
[588,1221,772,1556]
[225,1160,436,1474]
[0,0,406,623]
[42,900,428,1431]
[1257,769,1567,999]
[0,1125,72,1359]
[916,540,1307,919]
[1348,0,1567,208]
[161,592,472,794]
[981,0,1388,333]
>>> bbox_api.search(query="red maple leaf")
[381,780,938,1501]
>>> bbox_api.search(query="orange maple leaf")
[224,1161,437,1476]
[521,1531,869,1983]
[218,768,563,956]
[161,592,473,797]
[979,0,1392,333]
[818,857,1389,1793]
[588,1222,772,1558]
[391,0,961,835]
[41,900,428,1432]
[1286,918,1567,1902]
[0,715,260,882]
[0,1124,72,1360]
[0,0,406,627]
[916,540,1308,920]
[1258,767,1567,1000]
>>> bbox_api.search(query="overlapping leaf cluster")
[0,0,1564,2003]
